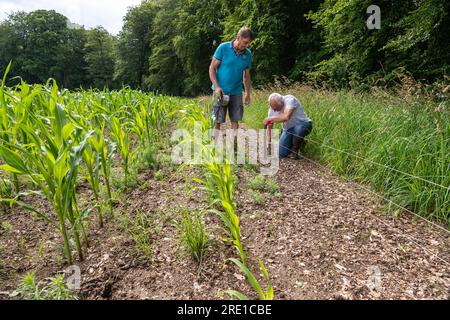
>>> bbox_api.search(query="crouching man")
[263,93,313,159]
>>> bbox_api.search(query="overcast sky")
[0,0,142,35]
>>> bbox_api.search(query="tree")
[145,0,185,95]
[85,27,116,89]
[18,10,69,83]
[115,0,159,88]
[308,0,450,88]
[0,10,89,88]
[172,0,225,96]
[221,0,323,85]
[53,28,89,88]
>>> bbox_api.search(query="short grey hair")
[268,93,283,104]
[238,27,254,41]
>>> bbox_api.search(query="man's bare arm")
[209,58,222,97]
[244,69,251,105]
[264,107,295,125]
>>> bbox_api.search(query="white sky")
[0,0,142,35]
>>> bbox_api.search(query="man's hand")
[215,87,223,99]
[244,93,251,106]
[263,118,273,127]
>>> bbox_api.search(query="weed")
[178,209,209,264]
[249,175,265,191]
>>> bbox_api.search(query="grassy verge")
[243,85,449,225]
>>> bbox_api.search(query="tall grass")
[178,209,209,264]
[244,85,449,225]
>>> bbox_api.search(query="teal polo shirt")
[212,41,252,95]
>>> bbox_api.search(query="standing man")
[263,93,313,159]
[209,27,254,140]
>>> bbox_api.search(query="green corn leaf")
[259,260,274,300]
[224,290,249,300]
[228,258,264,299]
[0,164,25,175]
[0,146,29,174]
[0,198,54,226]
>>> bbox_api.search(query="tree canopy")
[0,0,448,94]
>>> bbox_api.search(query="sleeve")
[284,97,297,110]
[268,108,279,117]
[213,43,225,61]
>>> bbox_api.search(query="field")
[0,70,449,299]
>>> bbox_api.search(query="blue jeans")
[279,121,313,158]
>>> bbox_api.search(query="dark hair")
[238,27,254,41]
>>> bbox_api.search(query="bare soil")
[1,152,448,300]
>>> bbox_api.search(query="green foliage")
[178,209,209,264]
[154,170,164,181]
[249,175,265,191]
[139,145,159,170]
[115,1,159,88]
[108,115,133,185]
[178,102,273,299]
[248,189,264,205]
[266,177,279,195]
[172,0,224,95]
[85,27,116,88]
[1,220,12,232]
[145,0,185,95]
[0,178,14,200]
[12,272,77,300]
[0,62,178,264]
[308,0,450,87]
[0,10,89,88]
[222,0,322,84]
[245,88,450,224]
[228,258,274,300]
[116,210,155,259]
[248,175,278,197]
[1,0,448,93]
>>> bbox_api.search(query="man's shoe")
[290,136,302,159]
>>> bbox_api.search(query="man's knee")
[294,122,312,138]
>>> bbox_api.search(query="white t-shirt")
[268,95,311,130]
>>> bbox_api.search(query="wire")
[277,143,450,266]
[277,141,449,235]
[282,131,450,191]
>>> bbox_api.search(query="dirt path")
[237,158,449,299]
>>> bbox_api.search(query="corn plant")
[108,115,134,186]
[0,81,92,264]
[131,103,152,149]
[0,61,11,143]
[178,102,274,299]
[194,161,247,264]
[249,175,265,191]
[226,258,274,301]
[0,178,14,214]
[90,128,114,218]
[82,141,103,227]
[0,124,91,264]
